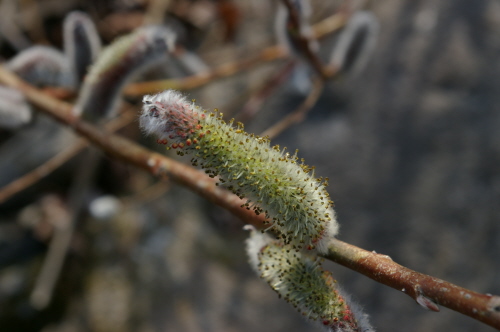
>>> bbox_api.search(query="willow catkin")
[244,225,374,332]
[140,90,338,253]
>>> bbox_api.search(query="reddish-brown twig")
[261,76,325,139]
[324,238,500,329]
[0,65,498,329]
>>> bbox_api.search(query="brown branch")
[0,65,498,329]
[324,238,500,329]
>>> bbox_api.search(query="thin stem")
[124,45,288,96]
[31,146,100,310]
[0,108,136,203]
[234,60,296,123]
[311,7,349,40]
[280,0,333,79]
[0,65,498,329]
[261,76,325,139]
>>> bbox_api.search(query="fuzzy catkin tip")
[140,89,338,252]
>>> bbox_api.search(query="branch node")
[415,286,440,312]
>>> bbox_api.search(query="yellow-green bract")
[140,90,338,253]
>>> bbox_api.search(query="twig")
[234,60,296,123]
[0,141,83,204]
[311,7,349,40]
[124,45,288,96]
[0,65,498,329]
[280,0,333,79]
[0,108,137,204]
[261,76,325,139]
[124,10,348,97]
[30,215,70,309]
[30,104,136,308]
[31,145,101,310]
[324,238,500,329]
[28,196,71,308]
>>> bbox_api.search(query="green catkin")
[140,90,338,253]
[244,226,374,332]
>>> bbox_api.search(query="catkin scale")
[140,90,338,252]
